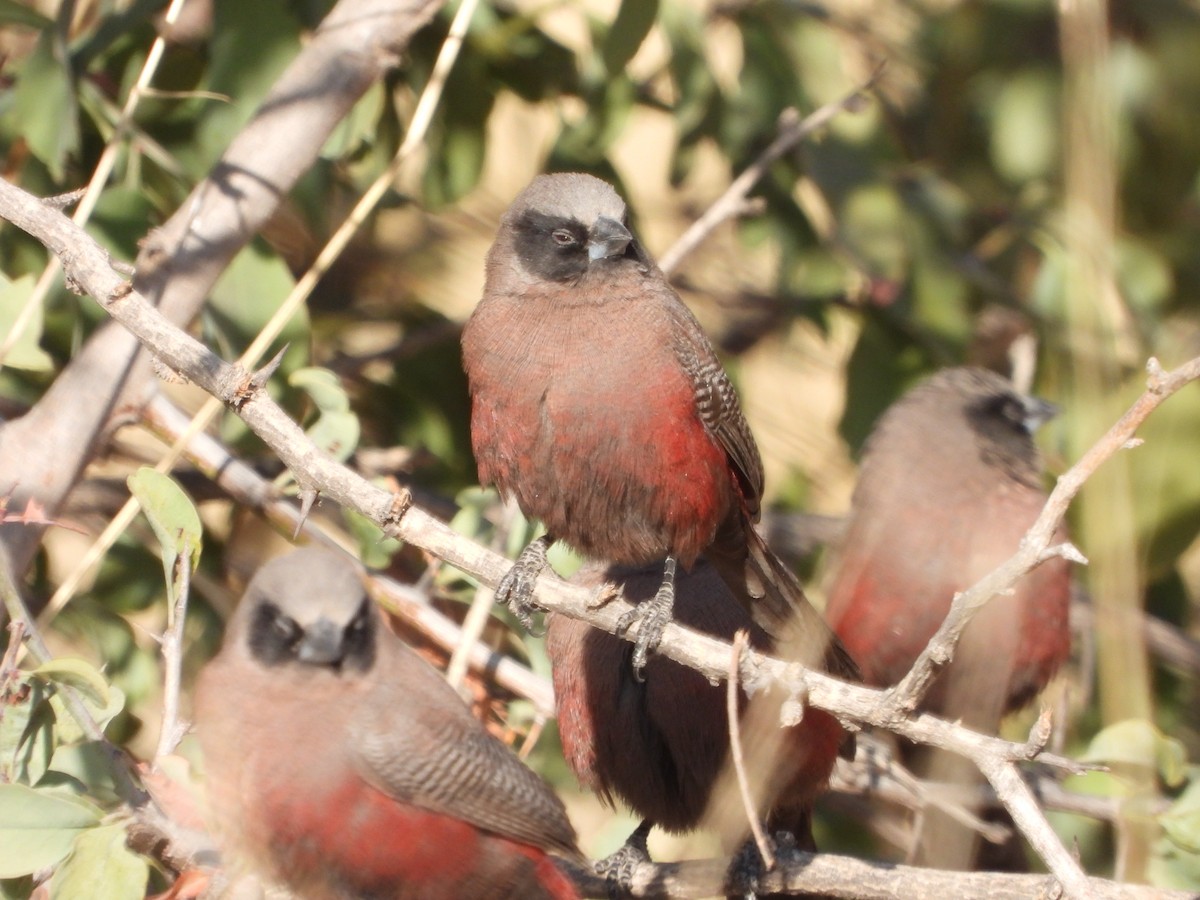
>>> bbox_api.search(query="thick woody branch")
[5,177,1200,898]
[123,798,1191,900]
[561,851,1192,900]
[132,0,443,322]
[0,0,444,576]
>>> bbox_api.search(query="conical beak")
[588,216,633,261]
[297,617,344,666]
[1021,396,1059,434]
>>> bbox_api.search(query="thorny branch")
[5,175,1200,898]
[560,851,1190,900]
[141,395,1155,828]
[0,0,445,578]
[139,394,1156,828]
[42,0,466,622]
[139,391,556,717]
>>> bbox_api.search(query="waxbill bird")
[195,548,582,900]
[461,172,857,681]
[824,367,1072,868]
[824,366,1070,718]
[548,559,848,875]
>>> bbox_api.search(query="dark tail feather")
[709,522,860,682]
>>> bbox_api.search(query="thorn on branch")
[382,489,412,536]
[230,346,286,410]
[295,487,320,537]
[1045,542,1088,566]
[1146,356,1167,391]
[43,188,87,210]
[588,581,621,610]
[250,344,288,392]
[1024,708,1054,758]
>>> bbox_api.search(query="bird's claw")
[727,831,800,896]
[495,536,552,635]
[615,582,675,679]
[594,821,652,899]
[727,834,775,896]
[616,559,677,679]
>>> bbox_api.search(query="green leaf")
[1163,777,1200,854]
[1061,768,1132,800]
[0,0,53,28]
[47,742,121,808]
[0,679,54,786]
[321,81,386,160]
[839,183,911,281]
[49,823,148,900]
[191,0,301,172]
[988,68,1059,183]
[291,368,360,462]
[305,409,361,463]
[343,506,401,571]
[50,683,125,744]
[1117,237,1174,318]
[1159,734,1190,789]
[9,30,79,180]
[1083,719,1158,768]
[449,486,494,540]
[602,0,659,74]
[1082,718,1187,785]
[290,367,351,414]
[0,784,100,878]
[1149,835,1200,892]
[31,659,110,709]
[206,243,305,369]
[0,274,54,372]
[127,468,203,595]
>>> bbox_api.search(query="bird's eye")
[551,229,576,247]
[996,396,1026,429]
[274,615,301,645]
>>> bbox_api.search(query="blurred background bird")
[823,366,1073,869]
[195,548,583,900]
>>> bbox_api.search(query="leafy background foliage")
[1,0,1199,895]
